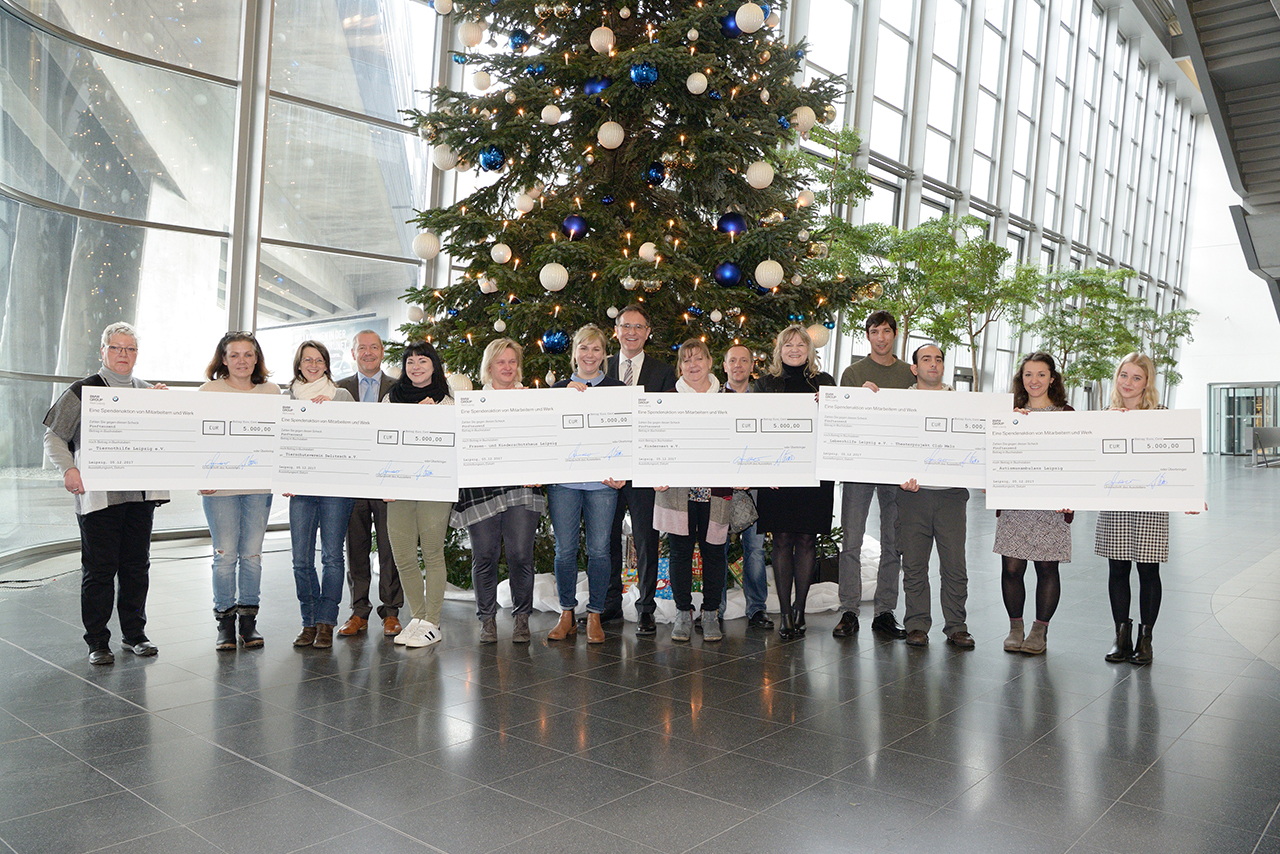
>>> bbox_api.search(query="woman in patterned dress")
[1096,353,1169,666]
[995,353,1074,655]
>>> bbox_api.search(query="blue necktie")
[361,376,377,403]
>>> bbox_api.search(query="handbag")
[728,490,758,534]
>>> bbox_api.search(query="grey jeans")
[838,482,903,615]
[897,487,969,635]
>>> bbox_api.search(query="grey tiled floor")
[2,456,1278,853]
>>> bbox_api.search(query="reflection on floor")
[1,456,1278,854]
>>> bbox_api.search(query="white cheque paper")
[633,393,819,488]
[274,401,458,501]
[454,387,636,486]
[80,387,280,491]
[817,387,1011,488]
[986,409,1205,512]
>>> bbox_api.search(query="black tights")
[1108,559,1162,626]
[771,532,815,618]
[1000,557,1061,623]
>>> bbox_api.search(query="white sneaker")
[404,621,443,648]
[394,618,421,645]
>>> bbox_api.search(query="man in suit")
[604,304,677,636]
[335,330,404,638]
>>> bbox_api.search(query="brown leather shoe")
[337,615,367,636]
[586,612,605,644]
[293,626,317,647]
[383,616,402,637]
[547,609,577,641]
[313,624,334,649]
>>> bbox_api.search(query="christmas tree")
[400,0,873,384]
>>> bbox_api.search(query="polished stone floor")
[1,457,1279,854]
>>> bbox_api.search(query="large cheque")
[632,393,818,488]
[80,387,280,491]
[986,409,1205,512]
[817,388,1011,488]
[275,401,458,501]
[454,387,636,486]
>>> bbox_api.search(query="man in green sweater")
[832,311,916,639]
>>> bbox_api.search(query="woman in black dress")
[752,324,836,639]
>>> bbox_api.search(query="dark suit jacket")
[606,353,677,392]
[337,372,396,403]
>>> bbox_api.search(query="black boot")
[792,609,806,637]
[777,610,796,640]
[215,609,237,651]
[1104,619,1133,663]
[238,606,264,649]
[1129,624,1153,665]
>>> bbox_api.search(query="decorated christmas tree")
[400,0,874,384]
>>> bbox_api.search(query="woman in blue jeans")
[199,332,281,650]
[285,340,355,650]
[547,324,625,644]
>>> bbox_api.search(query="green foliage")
[399,1,873,382]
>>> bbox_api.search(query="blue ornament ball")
[644,161,667,187]
[687,306,704,317]
[601,193,616,205]
[714,261,742,287]
[561,213,589,240]
[451,54,468,64]
[447,308,459,317]
[526,62,546,76]
[708,89,723,100]
[510,29,530,50]
[795,48,806,60]
[584,75,612,95]
[824,320,836,329]
[478,144,505,171]
[630,61,659,88]
[542,330,569,354]
[720,14,742,37]
[754,283,769,295]
[777,114,791,129]
[716,212,748,235]
[761,4,771,16]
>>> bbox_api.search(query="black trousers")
[78,501,156,648]
[345,497,403,619]
[607,482,659,615]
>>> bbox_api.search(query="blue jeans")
[203,493,272,612]
[739,520,768,617]
[547,484,617,613]
[290,495,354,626]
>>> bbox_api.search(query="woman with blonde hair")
[752,325,836,639]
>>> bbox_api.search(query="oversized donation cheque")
[453,387,637,486]
[985,408,1205,512]
[816,387,1012,488]
[631,392,819,487]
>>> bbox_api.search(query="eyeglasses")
[106,345,138,355]
[617,323,649,332]
[300,357,326,366]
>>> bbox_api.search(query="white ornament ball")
[431,144,458,171]
[686,72,708,95]
[791,274,803,286]
[791,105,817,133]
[797,229,810,242]
[505,90,517,104]
[807,324,831,348]
[590,26,615,54]
[597,121,624,149]
[687,28,699,41]
[479,276,498,293]
[710,309,723,322]
[766,10,780,27]
[514,193,536,213]
[638,242,658,262]
[448,373,474,392]
[754,259,784,289]
[796,189,815,208]
[622,276,638,290]
[412,231,441,260]
[407,305,425,322]
[490,242,512,263]
[545,370,556,385]
[745,160,774,189]
[541,104,562,124]
[606,306,620,319]
[760,88,770,104]
[473,70,491,90]
[619,6,631,18]
[434,0,453,13]
[735,2,766,34]
[458,20,484,48]
[493,319,507,332]
[528,181,545,195]
[540,262,569,291]
[585,154,595,165]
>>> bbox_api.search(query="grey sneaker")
[672,610,692,642]
[701,610,722,642]
[479,616,497,644]
[512,613,530,643]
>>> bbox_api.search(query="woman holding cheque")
[384,341,454,649]
[995,353,1074,656]
[285,341,354,650]
[652,339,729,643]
[547,324,625,644]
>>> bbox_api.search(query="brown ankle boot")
[547,609,577,640]
[312,623,334,649]
[587,612,605,644]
